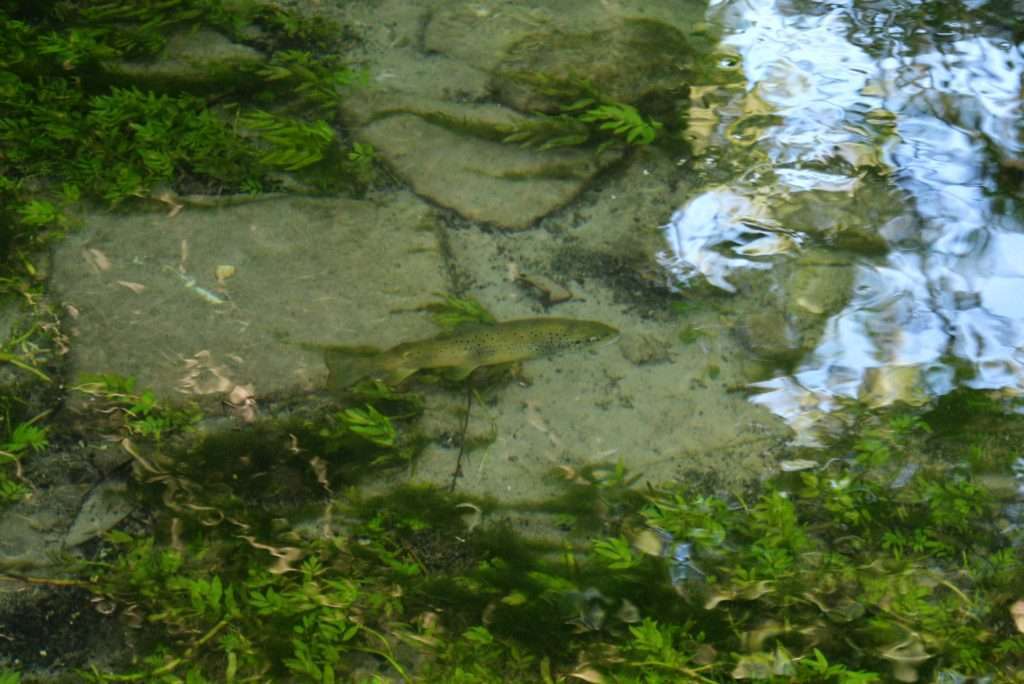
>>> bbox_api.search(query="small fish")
[322,317,618,390]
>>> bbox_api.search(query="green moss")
[0,1,374,293]
[60,401,1024,682]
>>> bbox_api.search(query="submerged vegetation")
[3,391,1019,682]
[500,76,667,153]
[0,0,375,293]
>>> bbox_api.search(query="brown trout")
[323,317,618,390]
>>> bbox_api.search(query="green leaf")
[592,536,639,570]
[463,626,494,645]
[17,200,61,226]
[422,294,496,330]
[340,405,396,447]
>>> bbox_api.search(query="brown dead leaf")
[226,383,257,422]
[178,351,234,395]
[228,383,254,405]
[517,271,573,305]
[239,535,304,574]
[309,456,329,491]
[116,280,146,294]
[568,666,605,683]
[155,190,184,217]
[629,528,665,557]
[215,264,236,284]
[85,248,112,272]
[880,635,932,682]
[1011,600,1024,633]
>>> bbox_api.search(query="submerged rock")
[358,113,614,229]
[733,253,855,365]
[64,480,134,547]
[341,93,622,230]
[619,332,672,365]
[859,365,931,408]
[786,259,854,318]
[49,193,447,404]
[100,27,266,92]
[734,310,804,365]
[491,18,703,113]
[773,175,901,255]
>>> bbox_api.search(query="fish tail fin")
[323,346,384,392]
[323,346,418,390]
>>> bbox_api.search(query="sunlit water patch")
[662,0,1024,442]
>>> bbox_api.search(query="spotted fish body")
[325,317,618,390]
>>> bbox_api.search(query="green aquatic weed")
[345,141,377,186]
[0,0,370,227]
[501,114,591,150]
[0,420,48,460]
[73,373,200,441]
[237,110,335,171]
[500,75,663,152]
[16,200,63,227]
[592,536,640,570]
[0,477,29,505]
[255,49,367,111]
[422,294,497,331]
[339,404,396,448]
[576,102,662,146]
[84,528,412,682]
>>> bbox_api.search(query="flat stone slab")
[50,194,447,403]
[359,113,611,229]
[100,27,266,92]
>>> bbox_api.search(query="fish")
[322,317,618,390]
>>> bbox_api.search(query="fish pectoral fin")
[385,366,419,386]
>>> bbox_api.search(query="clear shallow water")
[661,0,1024,442]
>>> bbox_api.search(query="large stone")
[49,194,447,403]
[0,484,89,571]
[423,3,714,81]
[358,112,614,229]
[100,27,266,92]
[491,18,702,113]
[773,176,900,255]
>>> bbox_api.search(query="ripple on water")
[663,0,1024,442]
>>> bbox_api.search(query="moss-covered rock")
[491,18,711,114]
[99,27,266,93]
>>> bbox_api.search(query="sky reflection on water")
[661,0,1024,441]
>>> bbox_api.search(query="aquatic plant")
[236,110,336,171]
[0,419,45,506]
[0,1,372,292]
[336,405,397,448]
[254,49,368,113]
[420,294,497,331]
[55,401,1024,682]
[73,373,201,441]
[501,76,664,152]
